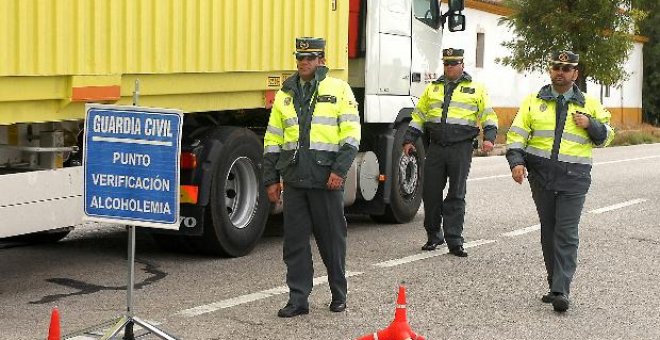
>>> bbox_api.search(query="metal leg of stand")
[99,226,179,340]
[100,316,130,340]
[133,317,178,340]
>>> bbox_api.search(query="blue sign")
[83,105,183,229]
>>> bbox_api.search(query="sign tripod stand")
[85,80,180,340]
[101,225,177,340]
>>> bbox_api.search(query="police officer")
[403,48,498,257]
[506,51,614,312]
[263,37,360,318]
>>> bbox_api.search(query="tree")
[636,0,659,124]
[497,0,642,92]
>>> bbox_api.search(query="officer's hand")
[572,112,591,129]
[266,183,282,203]
[327,172,344,191]
[511,165,527,184]
[481,140,494,153]
[403,143,416,156]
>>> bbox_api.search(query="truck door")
[367,0,412,96]
[410,0,443,99]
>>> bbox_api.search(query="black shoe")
[277,303,309,318]
[421,239,444,251]
[552,293,570,312]
[541,292,558,303]
[329,301,347,312]
[449,245,468,257]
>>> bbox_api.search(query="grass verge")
[610,124,660,146]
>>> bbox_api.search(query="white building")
[442,0,645,128]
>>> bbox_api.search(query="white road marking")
[464,154,660,183]
[174,271,363,318]
[372,239,496,268]
[502,224,540,237]
[172,165,652,320]
[467,174,510,182]
[594,155,660,165]
[589,198,647,214]
[502,199,647,237]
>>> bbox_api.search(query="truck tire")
[371,122,425,223]
[197,127,269,257]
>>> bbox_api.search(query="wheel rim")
[398,153,418,196]
[224,157,259,229]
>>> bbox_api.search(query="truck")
[0,0,466,256]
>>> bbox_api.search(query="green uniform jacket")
[263,66,361,189]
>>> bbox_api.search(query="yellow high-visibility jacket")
[406,72,498,145]
[506,84,614,192]
[263,66,360,188]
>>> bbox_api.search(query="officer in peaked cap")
[442,48,464,61]
[264,36,360,318]
[295,37,326,58]
[402,46,499,258]
[548,50,579,66]
[506,49,614,313]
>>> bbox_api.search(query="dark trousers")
[422,141,473,248]
[530,180,585,295]
[282,186,347,307]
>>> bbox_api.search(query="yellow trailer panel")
[0,0,348,125]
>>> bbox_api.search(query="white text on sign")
[93,115,173,137]
[113,152,151,166]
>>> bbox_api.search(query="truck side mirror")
[448,0,465,12]
[430,0,441,29]
[447,14,466,32]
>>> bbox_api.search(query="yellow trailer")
[0,0,347,124]
[0,0,467,256]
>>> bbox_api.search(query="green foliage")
[636,0,660,124]
[497,0,640,88]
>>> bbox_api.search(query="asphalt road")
[1,143,659,340]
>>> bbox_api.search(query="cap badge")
[558,52,569,62]
[298,41,310,50]
[540,103,547,112]
[446,48,453,55]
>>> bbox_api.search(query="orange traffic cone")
[355,282,425,340]
[47,307,61,340]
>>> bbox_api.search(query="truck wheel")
[198,127,269,257]
[371,122,425,223]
